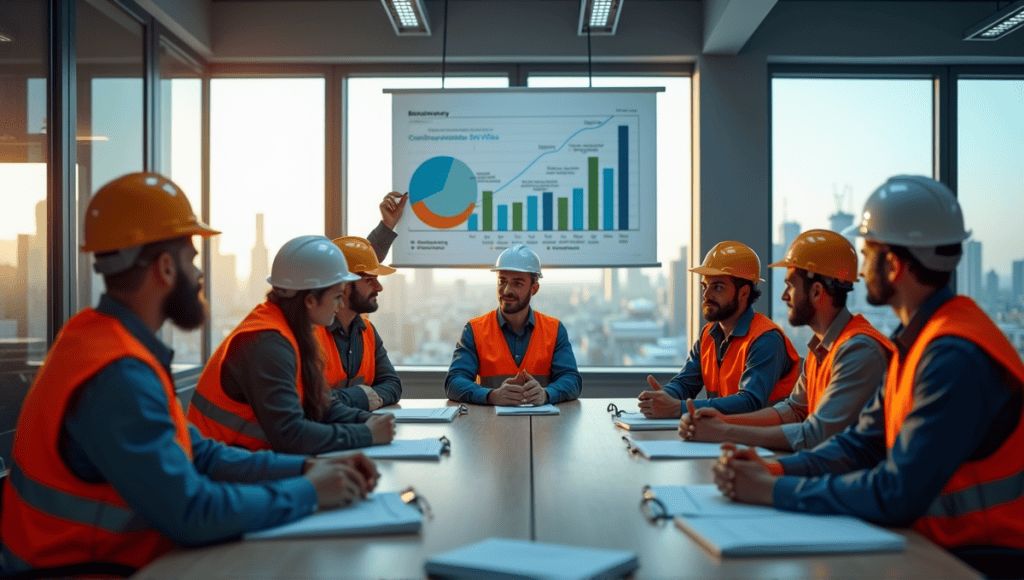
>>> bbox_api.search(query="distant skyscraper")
[210,236,239,311]
[829,210,854,235]
[957,240,982,300]
[668,246,688,337]
[986,269,999,304]
[248,213,270,303]
[1013,260,1024,302]
[603,268,620,305]
[414,268,434,298]
[779,221,801,253]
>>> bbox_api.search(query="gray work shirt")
[773,308,891,450]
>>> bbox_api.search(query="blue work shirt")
[62,295,318,547]
[773,286,1022,526]
[445,308,582,405]
[664,306,794,415]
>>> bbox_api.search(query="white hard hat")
[267,235,359,295]
[490,243,542,278]
[850,175,971,272]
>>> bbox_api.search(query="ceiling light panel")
[381,0,431,36]
[964,0,1024,41]
[579,0,624,36]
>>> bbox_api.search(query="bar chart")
[391,89,658,267]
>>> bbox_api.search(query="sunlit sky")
[3,77,1022,285]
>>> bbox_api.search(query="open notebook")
[623,438,773,459]
[245,491,424,540]
[495,404,561,416]
[320,437,451,460]
[372,405,467,423]
[425,538,639,580]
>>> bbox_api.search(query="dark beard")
[500,293,531,315]
[787,294,816,327]
[704,294,739,322]
[866,255,896,306]
[164,261,207,330]
[349,290,379,314]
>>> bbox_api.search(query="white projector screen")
[387,88,660,268]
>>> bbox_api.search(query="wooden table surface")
[134,398,982,580]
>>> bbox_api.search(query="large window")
[158,43,204,367]
[0,0,49,473]
[771,77,933,352]
[75,0,144,311]
[345,74,690,368]
[210,78,326,342]
[956,78,1024,359]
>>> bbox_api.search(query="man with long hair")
[1,174,377,576]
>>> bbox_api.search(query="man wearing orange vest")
[318,236,402,411]
[714,176,1024,578]
[0,173,378,576]
[681,230,894,451]
[445,244,582,405]
[638,241,801,419]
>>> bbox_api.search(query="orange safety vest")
[699,312,800,405]
[884,296,1024,550]
[1,309,192,571]
[316,314,376,389]
[803,314,895,414]
[468,310,559,389]
[188,301,305,451]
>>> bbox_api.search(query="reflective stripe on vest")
[188,301,304,451]
[0,309,187,570]
[8,463,149,534]
[318,315,377,389]
[469,310,558,389]
[698,312,800,404]
[188,390,269,444]
[803,315,894,414]
[884,296,1024,550]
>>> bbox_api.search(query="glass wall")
[209,78,326,342]
[159,42,204,367]
[0,0,49,473]
[75,0,144,311]
[956,78,1024,359]
[771,77,933,352]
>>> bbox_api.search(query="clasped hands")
[487,370,547,406]
[712,443,777,506]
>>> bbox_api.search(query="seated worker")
[681,230,894,451]
[317,236,402,411]
[713,176,1024,580]
[639,241,800,418]
[189,235,396,454]
[445,244,582,405]
[0,173,377,576]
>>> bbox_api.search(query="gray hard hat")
[267,235,359,296]
[490,244,542,278]
[851,175,971,272]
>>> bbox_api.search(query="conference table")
[134,399,982,580]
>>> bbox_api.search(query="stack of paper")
[373,406,464,423]
[675,513,907,557]
[495,404,561,416]
[644,484,786,518]
[613,412,679,431]
[244,492,422,540]
[425,538,639,580]
[626,439,773,459]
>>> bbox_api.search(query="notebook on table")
[623,437,773,460]
[675,512,907,557]
[613,412,680,431]
[244,490,425,540]
[320,436,451,460]
[373,405,467,423]
[425,538,639,580]
[641,484,781,519]
[495,404,561,416]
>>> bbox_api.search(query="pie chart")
[408,156,478,229]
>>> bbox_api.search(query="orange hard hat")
[690,241,763,283]
[769,229,858,284]
[332,236,396,276]
[82,172,219,253]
